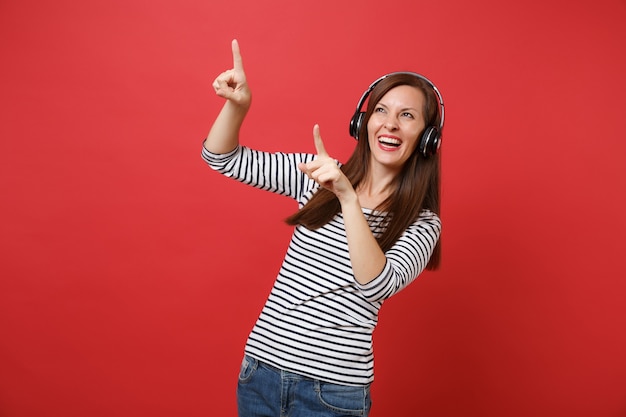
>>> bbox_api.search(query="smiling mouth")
[378,137,401,147]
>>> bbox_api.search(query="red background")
[1,0,625,416]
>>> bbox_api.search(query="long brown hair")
[286,73,442,270]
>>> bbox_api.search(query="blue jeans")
[237,355,372,417]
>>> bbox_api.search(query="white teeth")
[379,137,401,146]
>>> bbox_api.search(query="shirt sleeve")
[356,210,442,303]
[201,144,316,201]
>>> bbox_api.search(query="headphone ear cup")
[419,126,441,158]
[349,112,365,140]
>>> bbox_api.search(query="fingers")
[231,39,244,72]
[299,161,336,188]
[211,40,249,104]
[211,40,243,94]
[299,125,339,188]
[212,69,235,99]
[313,124,329,157]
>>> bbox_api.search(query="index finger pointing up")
[313,124,329,157]
[231,39,244,71]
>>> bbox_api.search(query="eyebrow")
[376,102,419,113]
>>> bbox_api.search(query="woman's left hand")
[298,125,356,203]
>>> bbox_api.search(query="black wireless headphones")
[349,72,445,158]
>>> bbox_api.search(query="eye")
[374,106,386,113]
[401,112,415,119]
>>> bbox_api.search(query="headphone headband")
[349,72,445,158]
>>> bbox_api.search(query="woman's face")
[366,85,426,171]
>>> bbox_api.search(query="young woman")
[203,40,444,417]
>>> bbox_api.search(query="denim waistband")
[247,355,315,381]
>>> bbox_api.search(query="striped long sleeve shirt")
[202,145,441,386]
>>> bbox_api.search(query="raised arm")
[204,39,251,154]
[298,125,387,285]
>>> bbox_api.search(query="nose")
[384,116,398,130]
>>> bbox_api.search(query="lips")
[378,136,401,148]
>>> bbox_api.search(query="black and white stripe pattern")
[202,145,441,386]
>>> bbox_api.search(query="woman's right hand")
[212,39,251,109]
[204,40,251,153]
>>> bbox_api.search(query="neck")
[357,165,398,209]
